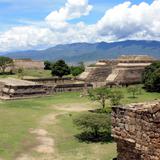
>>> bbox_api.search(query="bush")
[70,62,85,77]
[127,86,140,98]
[142,61,160,92]
[109,89,124,106]
[73,112,111,142]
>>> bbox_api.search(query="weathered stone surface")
[14,59,44,69]
[0,78,47,99]
[106,55,155,85]
[78,60,117,86]
[0,78,93,100]
[112,101,160,160]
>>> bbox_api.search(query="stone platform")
[106,55,155,85]
[0,78,47,100]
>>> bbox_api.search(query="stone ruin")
[24,77,93,93]
[23,77,74,85]
[13,59,44,69]
[0,78,47,100]
[79,55,156,87]
[0,78,93,100]
[78,60,117,87]
[112,101,160,160]
[4,59,44,72]
[106,55,155,85]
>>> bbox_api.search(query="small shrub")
[127,86,139,98]
[109,89,124,106]
[73,112,111,142]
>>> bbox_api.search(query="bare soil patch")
[16,154,35,160]
[54,103,93,112]
[34,136,54,154]
[30,128,48,136]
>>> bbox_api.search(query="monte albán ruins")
[0,55,159,160]
[0,55,155,99]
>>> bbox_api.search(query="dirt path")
[16,103,92,160]
[53,103,94,112]
[16,112,60,160]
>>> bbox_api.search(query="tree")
[142,61,160,92]
[88,87,111,109]
[73,112,111,139]
[70,62,85,77]
[51,60,70,77]
[127,86,139,98]
[109,89,124,106]
[44,61,52,70]
[17,68,24,79]
[0,56,13,73]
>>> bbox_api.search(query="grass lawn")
[23,69,51,78]
[0,88,159,160]
[0,69,51,79]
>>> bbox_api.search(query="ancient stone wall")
[13,59,44,69]
[23,77,74,85]
[112,101,160,160]
[54,83,93,93]
[0,78,93,100]
[86,66,113,82]
[24,77,93,94]
[106,67,145,85]
[0,78,47,99]
[78,66,114,83]
[106,55,156,85]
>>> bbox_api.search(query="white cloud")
[1,0,160,52]
[0,26,54,51]
[0,0,93,51]
[45,0,92,30]
[96,0,160,41]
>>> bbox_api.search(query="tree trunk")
[94,128,99,138]
[102,98,105,108]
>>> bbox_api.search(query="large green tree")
[0,56,13,73]
[51,60,70,77]
[142,61,160,92]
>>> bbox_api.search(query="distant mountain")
[4,40,160,62]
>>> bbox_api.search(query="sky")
[0,0,159,52]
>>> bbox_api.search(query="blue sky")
[0,0,153,31]
[0,0,159,51]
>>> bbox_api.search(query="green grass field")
[0,89,160,160]
[0,69,51,79]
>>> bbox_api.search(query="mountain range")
[3,40,160,63]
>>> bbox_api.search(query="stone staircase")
[106,69,120,83]
[85,66,112,82]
